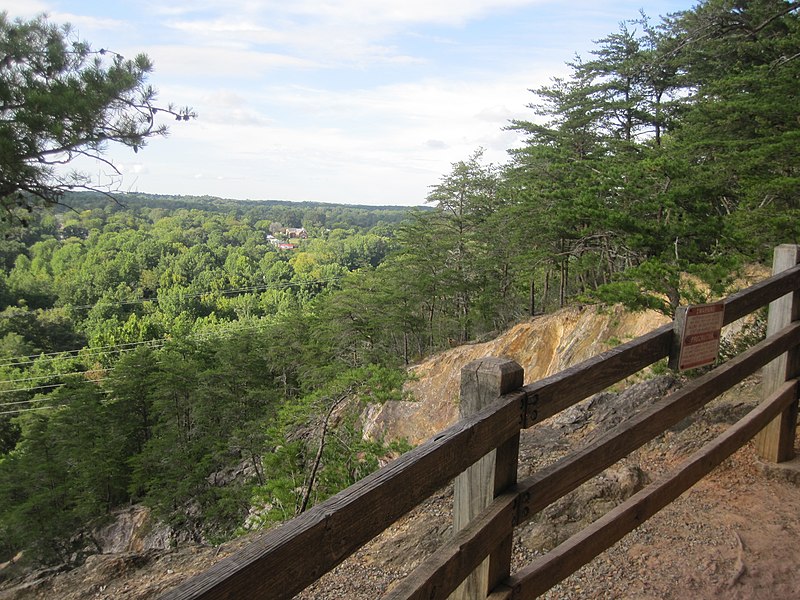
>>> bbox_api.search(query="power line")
[0,396,56,408]
[0,383,68,395]
[0,380,111,409]
[0,315,273,370]
[0,319,280,414]
[0,339,163,369]
[63,276,344,312]
[0,319,273,400]
[0,274,343,368]
[0,405,63,417]
[0,368,109,387]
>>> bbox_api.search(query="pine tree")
[0,13,194,221]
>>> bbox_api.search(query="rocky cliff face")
[363,304,668,445]
[92,507,172,555]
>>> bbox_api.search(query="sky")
[7,0,692,207]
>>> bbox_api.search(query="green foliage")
[124,331,275,533]
[0,13,194,221]
[0,189,416,563]
[497,1,799,313]
[592,279,667,315]
[247,365,408,529]
[2,0,799,571]
[0,381,128,563]
[718,308,768,363]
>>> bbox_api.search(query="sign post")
[669,302,725,371]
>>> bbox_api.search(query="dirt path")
[541,442,800,599]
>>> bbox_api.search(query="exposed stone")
[757,457,800,485]
[363,305,669,445]
[94,506,172,555]
[519,464,650,553]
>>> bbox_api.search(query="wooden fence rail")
[161,245,800,600]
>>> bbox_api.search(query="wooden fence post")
[450,357,524,600]
[755,244,800,462]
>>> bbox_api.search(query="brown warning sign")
[670,302,725,371]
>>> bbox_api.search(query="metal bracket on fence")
[511,496,521,527]
[518,392,527,427]
[516,490,532,525]
[524,392,539,427]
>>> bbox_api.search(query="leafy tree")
[588,0,800,314]
[126,328,290,537]
[0,13,194,221]
[0,305,83,354]
[504,3,800,314]
[417,150,501,343]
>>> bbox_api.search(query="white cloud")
[142,44,320,79]
[163,16,421,67]
[298,0,545,26]
[153,0,553,67]
[152,0,549,27]
[46,12,124,31]
[135,69,536,203]
[2,0,49,18]
[425,139,449,149]
[2,3,125,31]
[32,0,691,205]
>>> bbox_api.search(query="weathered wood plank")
[388,322,800,600]
[161,261,800,600]
[487,433,519,593]
[522,324,674,427]
[722,261,800,325]
[755,245,800,461]
[516,321,800,525]
[451,359,523,600]
[383,489,518,600]
[486,586,513,600]
[159,390,527,600]
[505,379,798,599]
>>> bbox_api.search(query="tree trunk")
[298,391,351,515]
[529,278,535,316]
[544,269,550,310]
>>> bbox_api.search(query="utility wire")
[0,274,342,368]
[0,317,283,412]
[0,380,111,408]
[0,396,58,408]
[0,405,64,417]
[0,339,162,369]
[0,383,67,395]
[0,368,109,386]
[0,319,273,401]
[0,314,274,371]
[62,276,344,311]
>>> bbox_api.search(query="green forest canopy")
[1,0,799,567]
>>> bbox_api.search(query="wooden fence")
[160,245,800,600]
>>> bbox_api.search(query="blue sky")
[7,1,692,206]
